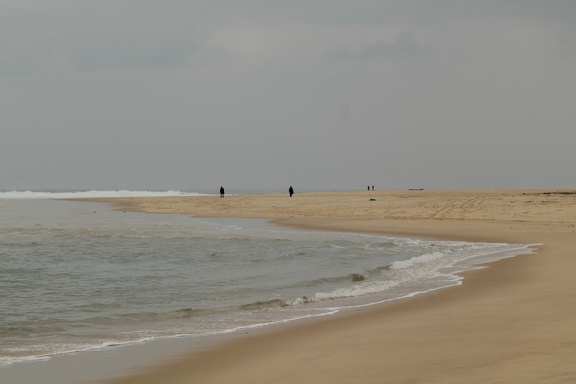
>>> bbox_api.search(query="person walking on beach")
[289,186,294,197]
[220,186,225,198]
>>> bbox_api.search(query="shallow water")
[0,196,532,383]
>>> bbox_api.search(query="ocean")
[0,191,534,383]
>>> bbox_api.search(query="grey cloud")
[0,2,210,74]
[1,1,576,191]
[328,32,425,60]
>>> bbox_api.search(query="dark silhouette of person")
[367,186,370,191]
[220,186,225,198]
[372,185,374,191]
[289,186,294,197]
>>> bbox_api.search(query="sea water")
[0,191,534,383]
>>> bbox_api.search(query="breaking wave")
[0,190,207,199]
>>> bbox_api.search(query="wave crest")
[0,190,207,199]
[241,299,290,310]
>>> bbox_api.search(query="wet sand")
[92,189,576,383]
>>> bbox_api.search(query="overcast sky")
[1,1,575,192]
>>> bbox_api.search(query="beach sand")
[92,189,576,383]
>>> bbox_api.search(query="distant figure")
[220,186,225,198]
[289,186,294,197]
[367,186,370,191]
[372,185,374,191]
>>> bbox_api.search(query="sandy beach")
[94,189,576,383]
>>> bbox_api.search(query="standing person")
[220,186,225,198]
[289,186,294,197]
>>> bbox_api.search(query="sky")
[1,1,575,192]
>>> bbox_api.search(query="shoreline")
[89,189,576,383]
